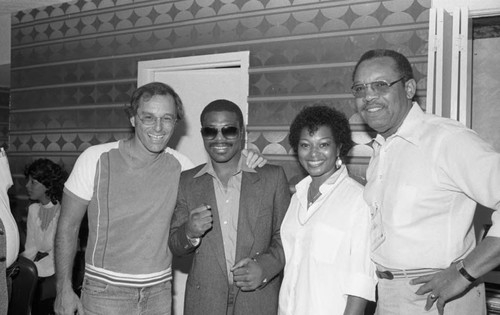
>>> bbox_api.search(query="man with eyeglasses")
[54,83,265,315]
[169,99,291,315]
[352,49,500,315]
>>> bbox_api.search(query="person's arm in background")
[344,296,368,315]
[20,204,38,261]
[54,192,87,315]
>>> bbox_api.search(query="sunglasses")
[201,126,239,140]
[351,77,404,98]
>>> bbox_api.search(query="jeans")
[376,277,486,315]
[81,276,172,315]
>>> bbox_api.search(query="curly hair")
[24,159,68,204]
[124,81,185,121]
[200,99,244,128]
[288,105,354,158]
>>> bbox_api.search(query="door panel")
[156,68,245,166]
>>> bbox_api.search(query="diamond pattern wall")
[8,0,431,199]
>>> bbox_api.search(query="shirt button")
[225,199,229,203]
[224,221,228,225]
[0,229,4,235]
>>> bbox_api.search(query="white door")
[138,52,250,166]
[137,52,249,315]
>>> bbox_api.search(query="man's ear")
[130,116,136,128]
[405,78,417,99]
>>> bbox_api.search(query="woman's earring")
[335,156,342,169]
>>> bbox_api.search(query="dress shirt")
[366,103,500,269]
[279,165,376,315]
[193,155,256,284]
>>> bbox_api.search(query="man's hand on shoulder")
[242,149,267,169]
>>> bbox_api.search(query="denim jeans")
[376,277,486,315]
[81,276,172,315]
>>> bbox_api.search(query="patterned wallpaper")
[8,0,431,202]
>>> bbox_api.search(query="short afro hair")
[352,49,414,82]
[200,99,244,128]
[288,105,354,158]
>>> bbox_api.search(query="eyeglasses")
[137,114,176,126]
[201,126,239,140]
[351,77,405,98]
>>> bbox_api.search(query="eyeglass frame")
[351,77,405,98]
[136,113,177,126]
[200,126,240,140]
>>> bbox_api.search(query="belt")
[375,268,442,280]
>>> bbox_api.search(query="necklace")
[307,187,322,207]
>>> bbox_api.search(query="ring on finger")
[430,293,438,300]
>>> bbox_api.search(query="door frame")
[138,51,250,122]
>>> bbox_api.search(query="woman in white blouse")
[279,105,376,315]
[22,158,67,315]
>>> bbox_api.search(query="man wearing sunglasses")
[352,49,500,315]
[54,82,265,315]
[169,99,291,315]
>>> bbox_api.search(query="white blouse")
[279,165,376,315]
[21,201,60,277]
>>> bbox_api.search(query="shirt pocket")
[311,223,345,264]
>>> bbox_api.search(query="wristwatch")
[456,260,476,282]
[186,234,201,247]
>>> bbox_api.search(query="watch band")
[456,260,476,282]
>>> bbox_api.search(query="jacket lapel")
[235,171,262,262]
[193,173,228,277]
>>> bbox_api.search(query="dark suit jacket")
[169,163,290,315]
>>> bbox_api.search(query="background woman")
[22,158,67,315]
[278,105,376,315]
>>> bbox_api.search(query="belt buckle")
[376,270,394,280]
